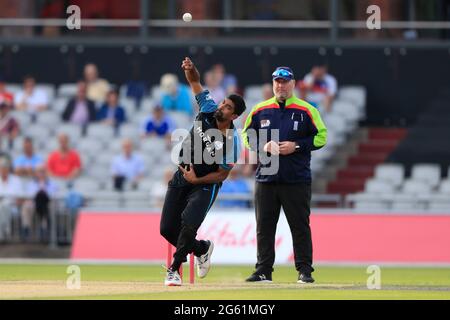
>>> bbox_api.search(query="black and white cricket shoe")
[164,267,182,286]
[196,240,214,278]
[297,273,315,284]
[245,272,273,283]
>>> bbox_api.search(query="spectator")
[13,137,44,179]
[159,73,194,116]
[204,70,226,104]
[141,105,175,146]
[14,75,49,114]
[298,64,337,113]
[211,64,238,95]
[111,139,145,191]
[46,133,82,182]
[97,89,127,129]
[0,157,25,241]
[0,76,14,106]
[261,83,273,100]
[62,80,97,127]
[22,166,57,242]
[0,100,20,150]
[83,63,110,104]
[218,167,251,208]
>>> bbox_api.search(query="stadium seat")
[402,180,433,195]
[140,137,167,154]
[322,114,349,135]
[118,124,140,141]
[338,86,367,118]
[428,199,450,210]
[77,138,104,155]
[36,111,61,127]
[438,179,450,194]
[58,83,78,97]
[364,179,396,194]
[10,111,31,128]
[51,97,70,113]
[391,199,425,210]
[410,163,441,188]
[24,125,53,143]
[56,124,82,141]
[119,98,136,115]
[106,138,123,153]
[354,200,389,210]
[332,100,360,122]
[374,164,405,188]
[95,152,114,167]
[73,177,103,193]
[150,86,162,101]
[168,111,192,130]
[36,84,56,102]
[86,124,115,141]
[138,179,157,192]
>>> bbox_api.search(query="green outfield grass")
[0,264,449,300]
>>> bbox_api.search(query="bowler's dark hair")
[228,94,246,116]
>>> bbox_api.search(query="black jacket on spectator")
[62,98,97,123]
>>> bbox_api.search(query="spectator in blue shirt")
[111,138,145,191]
[13,137,44,178]
[97,89,127,129]
[159,73,194,116]
[218,166,251,208]
[141,105,175,147]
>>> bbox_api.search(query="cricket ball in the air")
[183,13,192,22]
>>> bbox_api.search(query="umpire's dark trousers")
[254,181,314,274]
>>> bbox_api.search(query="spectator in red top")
[0,77,14,106]
[46,133,82,181]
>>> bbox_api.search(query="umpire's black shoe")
[297,273,315,283]
[245,272,272,283]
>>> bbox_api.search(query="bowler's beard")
[214,109,225,122]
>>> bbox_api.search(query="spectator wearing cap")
[110,139,145,191]
[242,65,327,284]
[97,89,127,130]
[46,133,82,182]
[159,73,194,116]
[0,99,20,149]
[83,63,111,105]
[13,137,44,179]
[62,80,97,127]
[141,105,175,146]
[0,77,14,106]
[298,64,337,113]
[14,75,49,114]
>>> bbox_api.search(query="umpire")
[242,66,327,283]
